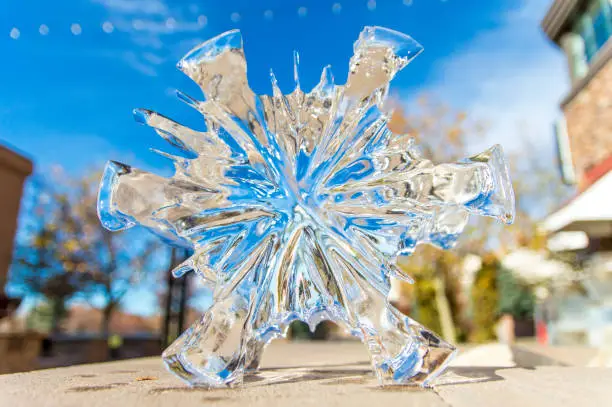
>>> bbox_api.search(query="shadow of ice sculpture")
[97,26,515,388]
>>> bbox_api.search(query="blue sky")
[1,0,568,173]
[1,0,569,316]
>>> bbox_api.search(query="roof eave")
[541,0,583,44]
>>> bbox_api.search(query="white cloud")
[175,37,206,53]
[141,51,165,65]
[112,16,204,36]
[95,0,203,35]
[131,35,164,50]
[93,0,205,76]
[410,0,570,154]
[123,51,158,77]
[93,0,168,16]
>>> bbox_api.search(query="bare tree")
[59,170,162,335]
[11,169,162,336]
[11,176,90,332]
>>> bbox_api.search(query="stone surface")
[0,341,446,407]
[436,366,612,407]
[1,341,610,407]
[513,342,598,366]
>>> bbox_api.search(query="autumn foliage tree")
[388,97,483,343]
[11,177,91,333]
[387,95,571,342]
[11,168,162,335]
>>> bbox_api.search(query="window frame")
[573,0,612,64]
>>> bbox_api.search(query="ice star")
[98,27,514,387]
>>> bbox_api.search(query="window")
[593,8,609,49]
[578,17,597,62]
[591,0,611,49]
[573,0,612,64]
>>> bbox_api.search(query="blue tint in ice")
[97,27,515,388]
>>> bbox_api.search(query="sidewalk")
[1,341,610,407]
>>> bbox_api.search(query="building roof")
[543,170,612,235]
[583,154,612,188]
[0,144,33,176]
[541,0,583,43]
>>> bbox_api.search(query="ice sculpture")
[97,27,514,387]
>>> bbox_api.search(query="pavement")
[0,340,610,407]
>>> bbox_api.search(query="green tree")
[497,267,535,320]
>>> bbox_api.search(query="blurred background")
[1,0,611,374]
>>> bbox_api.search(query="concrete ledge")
[0,342,610,407]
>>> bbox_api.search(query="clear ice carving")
[97,27,515,387]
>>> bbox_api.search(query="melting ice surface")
[98,27,515,387]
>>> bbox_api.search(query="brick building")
[539,0,612,346]
[541,0,612,247]
[0,144,32,318]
